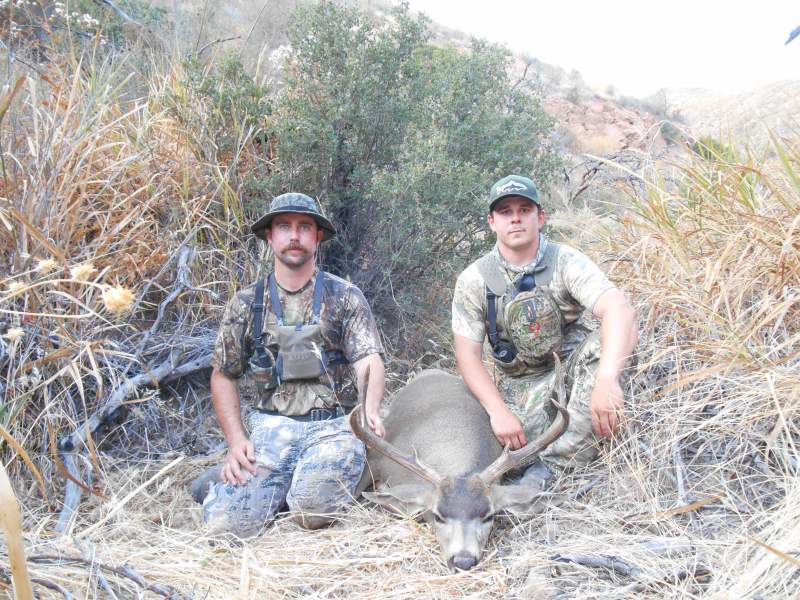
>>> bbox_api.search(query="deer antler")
[349,365,443,485]
[479,353,571,485]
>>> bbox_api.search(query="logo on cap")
[496,180,528,194]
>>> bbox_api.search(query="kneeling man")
[452,175,637,486]
[197,192,385,535]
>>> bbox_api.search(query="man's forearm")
[596,293,638,380]
[354,353,385,414]
[210,367,247,444]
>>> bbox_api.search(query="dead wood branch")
[55,352,212,533]
[550,537,708,591]
[53,453,81,535]
[23,554,193,599]
[135,245,217,359]
[551,551,643,578]
[197,36,242,56]
[74,541,118,600]
[0,565,74,599]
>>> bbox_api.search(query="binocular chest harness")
[478,243,564,367]
[249,271,347,399]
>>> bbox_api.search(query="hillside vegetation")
[0,1,798,598]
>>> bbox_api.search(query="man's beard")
[275,245,315,268]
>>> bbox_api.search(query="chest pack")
[248,271,347,394]
[478,244,564,371]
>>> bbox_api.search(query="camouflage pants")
[497,330,604,470]
[202,412,366,537]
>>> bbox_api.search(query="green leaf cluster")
[264,1,561,356]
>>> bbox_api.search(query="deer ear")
[491,484,560,516]
[363,484,432,516]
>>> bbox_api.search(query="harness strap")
[268,271,326,328]
[310,270,325,325]
[535,242,559,287]
[252,271,347,384]
[267,272,284,326]
[486,288,502,350]
[251,277,273,368]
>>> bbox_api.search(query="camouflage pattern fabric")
[212,269,383,415]
[452,238,621,467]
[497,330,604,469]
[452,237,616,371]
[202,411,366,537]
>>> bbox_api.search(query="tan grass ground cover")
[1,32,798,600]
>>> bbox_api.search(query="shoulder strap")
[267,273,284,326]
[251,277,274,369]
[533,242,560,287]
[252,277,267,342]
[476,252,507,297]
[268,271,326,327]
[310,270,325,325]
[486,288,501,350]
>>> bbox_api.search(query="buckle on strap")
[309,406,344,421]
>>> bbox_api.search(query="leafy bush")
[266,0,561,358]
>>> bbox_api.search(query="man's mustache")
[282,244,307,252]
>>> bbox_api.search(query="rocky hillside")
[545,95,669,156]
[148,1,798,156]
[150,0,670,157]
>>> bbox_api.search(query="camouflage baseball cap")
[488,175,543,212]
[250,192,336,241]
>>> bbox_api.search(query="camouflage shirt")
[452,236,615,374]
[212,269,384,415]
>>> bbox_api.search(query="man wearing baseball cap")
[452,175,637,489]
[194,192,385,535]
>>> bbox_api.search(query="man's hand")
[366,408,385,437]
[489,406,527,450]
[221,437,257,485]
[590,373,625,438]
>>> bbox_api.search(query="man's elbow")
[355,353,384,376]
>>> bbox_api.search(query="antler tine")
[479,353,571,485]
[348,368,443,485]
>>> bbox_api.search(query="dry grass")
[1,28,799,600]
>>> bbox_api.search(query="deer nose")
[449,553,479,571]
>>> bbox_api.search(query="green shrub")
[263,1,561,359]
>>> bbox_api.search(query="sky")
[403,1,800,97]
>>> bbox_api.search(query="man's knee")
[201,472,288,537]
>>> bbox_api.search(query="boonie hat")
[250,192,336,241]
[488,175,543,212]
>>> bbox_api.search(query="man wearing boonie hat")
[194,192,385,535]
[451,175,637,491]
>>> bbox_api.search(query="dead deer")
[349,358,569,571]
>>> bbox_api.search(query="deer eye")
[432,513,445,524]
[481,514,494,524]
